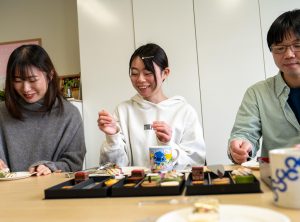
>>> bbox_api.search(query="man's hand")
[229,139,252,164]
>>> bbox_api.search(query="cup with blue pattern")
[269,147,300,209]
[149,146,179,173]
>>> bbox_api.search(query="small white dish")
[0,171,33,181]
[156,204,290,222]
[241,160,259,170]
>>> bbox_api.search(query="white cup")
[269,148,300,209]
[149,146,179,172]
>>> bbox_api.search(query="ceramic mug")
[269,148,300,209]
[149,146,179,172]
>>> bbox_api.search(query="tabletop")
[0,165,299,222]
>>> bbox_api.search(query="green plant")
[63,78,80,89]
[62,77,80,98]
[0,90,4,101]
[64,79,74,89]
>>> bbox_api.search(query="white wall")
[0,0,80,77]
[259,0,300,78]
[77,0,135,167]
[195,0,265,164]
[78,0,300,168]
[133,0,202,120]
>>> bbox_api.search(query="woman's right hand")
[29,164,51,176]
[97,110,119,135]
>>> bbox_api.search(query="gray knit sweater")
[0,98,86,172]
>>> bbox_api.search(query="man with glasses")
[228,9,300,164]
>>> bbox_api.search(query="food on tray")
[160,181,180,186]
[192,180,205,185]
[236,176,252,182]
[188,198,220,222]
[131,169,145,178]
[231,168,254,184]
[0,171,7,178]
[191,166,205,185]
[141,178,159,187]
[192,166,204,180]
[74,171,89,184]
[146,173,161,181]
[141,174,160,187]
[141,181,159,187]
[105,168,122,175]
[160,171,183,182]
[89,163,123,176]
[0,168,10,178]
[158,171,183,186]
[211,177,230,185]
[99,163,122,175]
[127,169,145,181]
[104,178,119,187]
[61,185,73,189]
[160,171,183,187]
[123,183,136,187]
[232,167,252,175]
[122,170,184,188]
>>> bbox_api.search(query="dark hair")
[5,44,63,120]
[267,9,300,50]
[129,43,169,86]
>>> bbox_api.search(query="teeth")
[286,62,298,65]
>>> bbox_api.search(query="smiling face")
[272,32,300,86]
[130,56,169,103]
[13,66,49,103]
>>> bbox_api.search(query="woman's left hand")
[0,159,8,170]
[29,164,52,176]
[152,121,172,143]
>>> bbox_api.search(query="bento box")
[44,169,185,199]
[185,171,261,195]
[44,176,112,199]
[110,174,185,197]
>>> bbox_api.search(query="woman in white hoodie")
[98,43,205,169]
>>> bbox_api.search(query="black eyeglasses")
[271,43,300,54]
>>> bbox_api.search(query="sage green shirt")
[229,72,300,158]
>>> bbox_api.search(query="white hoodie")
[100,94,206,169]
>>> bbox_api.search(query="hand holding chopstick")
[229,139,253,164]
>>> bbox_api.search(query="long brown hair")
[5,44,63,120]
